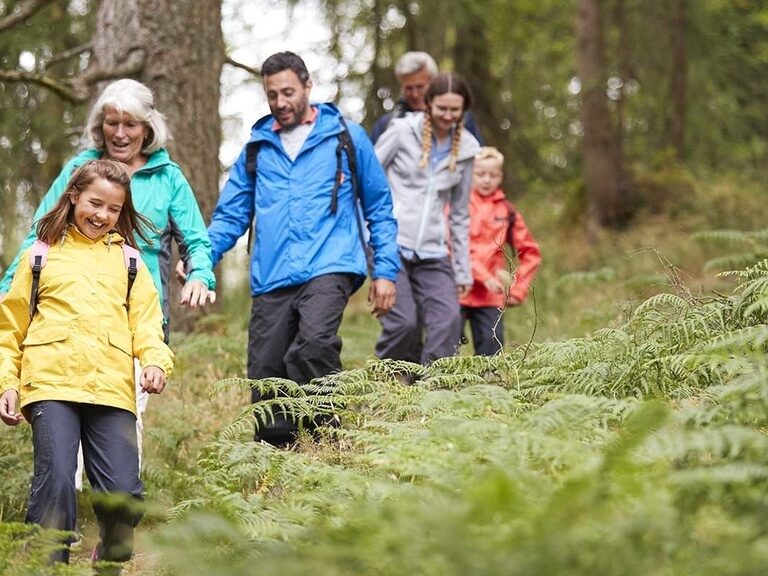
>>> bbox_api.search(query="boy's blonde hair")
[475,146,505,166]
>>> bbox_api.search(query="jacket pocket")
[23,323,69,347]
[108,330,133,357]
[21,323,71,383]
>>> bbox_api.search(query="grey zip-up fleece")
[374,114,480,286]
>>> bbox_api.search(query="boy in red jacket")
[460,147,541,355]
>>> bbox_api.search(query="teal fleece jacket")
[0,148,215,324]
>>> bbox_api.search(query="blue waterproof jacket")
[208,103,399,296]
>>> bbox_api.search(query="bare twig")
[0,69,85,102]
[0,47,146,104]
[69,47,147,99]
[225,56,260,77]
[46,42,93,67]
[0,0,59,33]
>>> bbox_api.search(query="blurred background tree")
[1,0,767,293]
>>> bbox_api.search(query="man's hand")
[140,366,167,394]
[174,260,187,284]
[0,390,23,426]
[458,284,472,298]
[368,279,396,318]
[180,280,216,308]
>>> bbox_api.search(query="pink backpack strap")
[121,244,142,270]
[29,239,49,270]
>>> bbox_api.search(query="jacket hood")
[65,224,126,247]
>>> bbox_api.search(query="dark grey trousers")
[462,306,505,356]
[375,255,462,364]
[247,273,357,444]
[26,401,144,564]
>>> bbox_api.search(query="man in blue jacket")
[207,51,399,446]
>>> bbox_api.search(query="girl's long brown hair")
[36,159,155,249]
[419,72,473,173]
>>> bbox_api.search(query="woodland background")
[2,0,768,574]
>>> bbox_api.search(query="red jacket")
[460,188,541,308]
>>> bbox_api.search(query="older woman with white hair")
[0,78,215,497]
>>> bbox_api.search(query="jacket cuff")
[187,269,217,290]
[0,375,20,395]
[140,353,174,378]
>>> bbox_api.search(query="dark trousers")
[26,401,144,564]
[462,306,505,356]
[247,273,356,444]
[375,256,462,364]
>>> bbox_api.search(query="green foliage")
[0,1,96,271]
[136,254,768,575]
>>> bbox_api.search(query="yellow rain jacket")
[0,227,174,416]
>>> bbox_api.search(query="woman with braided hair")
[374,72,480,365]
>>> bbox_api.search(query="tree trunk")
[90,0,225,330]
[669,0,687,160]
[575,0,625,228]
[91,0,224,218]
[452,0,526,195]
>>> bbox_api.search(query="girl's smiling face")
[70,177,125,240]
[429,92,465,138]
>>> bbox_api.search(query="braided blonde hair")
[419,114,433,170]
[419,72,473,173]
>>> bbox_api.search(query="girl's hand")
[0,390,23,426]
[180,280,216,308]
[141,366,167,394]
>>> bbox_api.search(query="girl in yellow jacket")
[0,159,173,572]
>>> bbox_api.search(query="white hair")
[394,51,438,78]
[85,78,171,154]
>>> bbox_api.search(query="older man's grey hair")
[394,51,438,79]
[86,78,171,155]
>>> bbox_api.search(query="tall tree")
[0,0,230,328]
[575,0,625,228]
[89,0,224,219]
[668,0,687,160]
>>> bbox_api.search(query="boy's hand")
[483,278,504,294]
[506,295,522,307]
[0,390,23,426]
[141,366,167,394]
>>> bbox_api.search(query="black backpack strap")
[337,117,373,278]
[126,257,138,310]
[245,141,261,254]
[29,255,42,319]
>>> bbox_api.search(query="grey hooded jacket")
[374,113,480,285]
